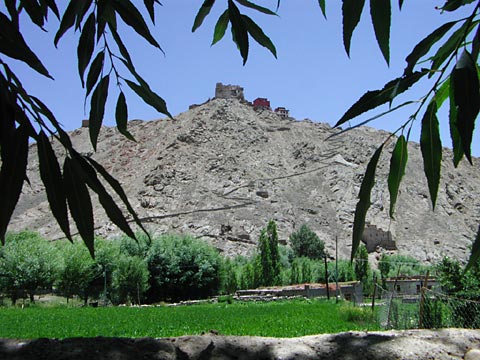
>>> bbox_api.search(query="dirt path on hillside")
[0,329,479,360]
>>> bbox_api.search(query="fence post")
[371,274,377,312]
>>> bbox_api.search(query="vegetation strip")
[0,300,378,339]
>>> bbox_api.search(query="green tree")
[0,231,59,304]
[378,253,391,288]
[111,255,149,305]
[289,224,325,260]
[146,234,222,302]
[328,259,356,283]
[220,258,238,295]
[257,220,280,286]
[57,241,96,304]
[354,244,370,283]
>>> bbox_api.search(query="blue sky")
[8,1,479,156]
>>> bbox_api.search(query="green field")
[0,300,380,338]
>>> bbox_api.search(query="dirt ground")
[1,329,479,360]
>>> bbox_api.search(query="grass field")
[0,299,380,338]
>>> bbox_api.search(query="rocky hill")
[10,97,480,263]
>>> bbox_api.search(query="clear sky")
[7,1,479,156]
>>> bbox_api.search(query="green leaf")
[450,50,480,164]
[420,101,442,210]
[116,92,135,141]
[38,131,71,242]
[54,1,86,46]
[77,12,96,88]
[342,0,365,57]
[63,157,95,258]
[212,10,229,45]
[352,144,384,261]
[465,223,480,271]
[441,0,476,12]
[71,152,137,242]
[192,0,216,32]
[370,0,391,65]
[318,0,327,18]
[113,0,162,51]
[429,19,474,76]
[0,12,52,78]
[97,0,116,39]
[86,157,151,243]
[86,51,104,97]
[228,0,249,65]
[472,24,480,61]
[144,0,158,23]
[404,20,457,75]
[235,0,277,15]
[21,0,46,28]
[109,24,133,65]
[89,75,110,151]
[242,15,277,58]
[336,70,428,126]
[45,0,60,19]
[388,135,408,218]
[125,79,171,118]
[329,101,415,138]
[433,77,450,109]
[449,74,464,166]
[0,125,29,244]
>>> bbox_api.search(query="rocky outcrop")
[1,329,479,360]
[10,98,480,262]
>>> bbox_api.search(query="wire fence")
[374,285,480,330]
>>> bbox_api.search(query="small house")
[253,97,271,111]
[274,107,290,118]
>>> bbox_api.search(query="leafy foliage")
[326,0,480,265]
[0,231,60,304]
[0,0,169,252]
[57,241,96,304]
[145,234,222,302]
[257,220,281,286]
[111,255,149,305]
[289,224,326,260]
[354,244,370,283]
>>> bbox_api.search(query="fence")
[374,285,480,330]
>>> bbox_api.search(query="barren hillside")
[10,97,480,262]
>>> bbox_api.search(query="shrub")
[289,224,325,260]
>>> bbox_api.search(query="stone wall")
[236,282,363,303]
[215,82,245,101]
[362,223,396,252]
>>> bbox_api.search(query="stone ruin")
[215,82,245,101]
[361,223,396,252]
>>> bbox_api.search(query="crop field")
[0,299,380,338]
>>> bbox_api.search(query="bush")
[289,224,325,260]
[146,234,222,302]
